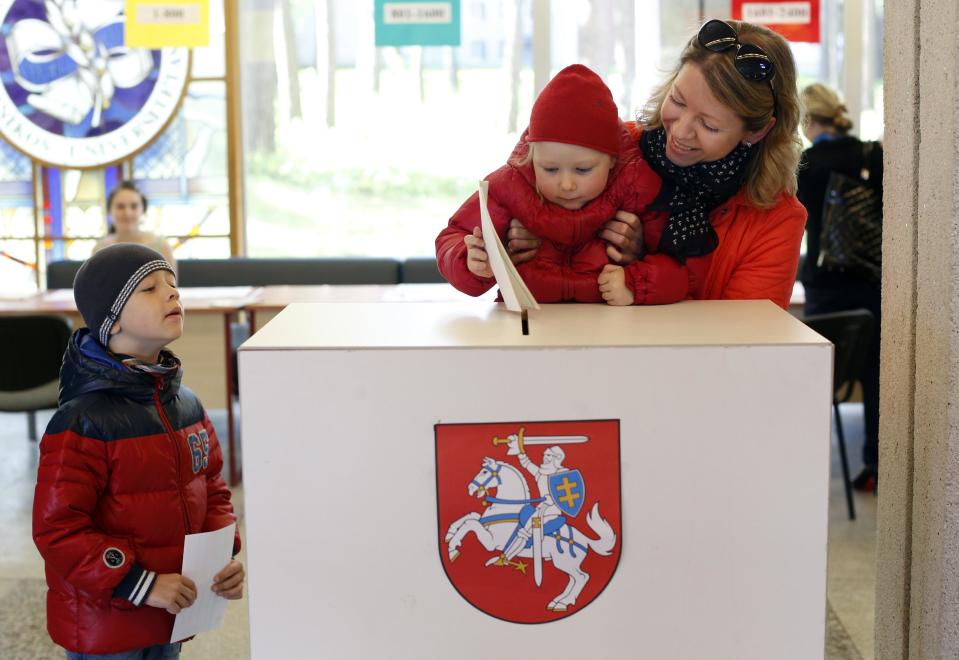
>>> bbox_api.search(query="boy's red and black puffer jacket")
[33,329,239,655]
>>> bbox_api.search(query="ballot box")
[239,300,832,660]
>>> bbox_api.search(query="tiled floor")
[1,404,875,659]
[0,409,249,660]
[823,404,876,660]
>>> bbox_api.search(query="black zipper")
[153,376,192,534]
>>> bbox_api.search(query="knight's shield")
[549,469,586,517]
[435,419,622,624]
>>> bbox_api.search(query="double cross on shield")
[550,469,586,517]
[435,419,622,624]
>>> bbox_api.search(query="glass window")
[0,141,31,184]
[33,168,106,265]
[191,0,227,79]
[0,1,233,294]
[243,0,536,259]
[0,238,38,297]
[248,1,831,260]
[134,82,230,259]
[0,139,36,293]
[0,204,33,238]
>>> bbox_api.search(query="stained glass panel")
[0,239,38,296]
[0,140,31,182]
[133,81,229,258]
[0,206,33,238]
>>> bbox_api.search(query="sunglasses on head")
[698,19,777,115]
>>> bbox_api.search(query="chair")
[177,257,401,287]
[50,257,404,288]
[401,257,445,283]
[0,316,72,440]
[802,309,875,520]
[47,260,83,289]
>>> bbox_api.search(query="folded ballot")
[170,523,236,643]
[478,180,540,313]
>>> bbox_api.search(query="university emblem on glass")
[435,420,621,623]
[0,0,189,168]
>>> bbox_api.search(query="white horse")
[444,457,616,612]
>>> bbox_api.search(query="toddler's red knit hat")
[527,64,620,156]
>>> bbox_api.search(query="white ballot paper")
[478,180,540,312]
[170,522,237,643]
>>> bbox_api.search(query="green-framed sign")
[374,0,461,47]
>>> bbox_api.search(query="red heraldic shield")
[435,420,622,623]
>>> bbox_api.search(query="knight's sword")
[492,427,588,452]
[531,515,544,586]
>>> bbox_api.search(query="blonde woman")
[508,19,806,310]
[798,82,883,491]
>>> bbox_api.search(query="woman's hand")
[464,228,493,278]
[506,219,541,265]
[600,211,644,264]
[598,264,634,306]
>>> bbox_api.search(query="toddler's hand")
[212,559,245,600]
[145,573,197,614]
[598,264,634,306]
[464,227,493,278]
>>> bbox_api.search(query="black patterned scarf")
[640,127,754,262]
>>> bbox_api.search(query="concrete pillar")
[841,0,864,136]
[877,0,959,658]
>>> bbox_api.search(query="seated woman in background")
[95,181,177,270]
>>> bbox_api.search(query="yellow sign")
[125,0,209,48]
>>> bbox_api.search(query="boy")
[33,244,243,659]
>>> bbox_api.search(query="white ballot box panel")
[239,302,831,660]
[242,299,826,350]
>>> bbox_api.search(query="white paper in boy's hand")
[478,180,540,312]
[170,523,237,643]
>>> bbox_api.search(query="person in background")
[506,19,807,311]
[798,82,883,492]
[95,181,177,271]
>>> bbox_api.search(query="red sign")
[732,0,821,43]
[435,419,621,623]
